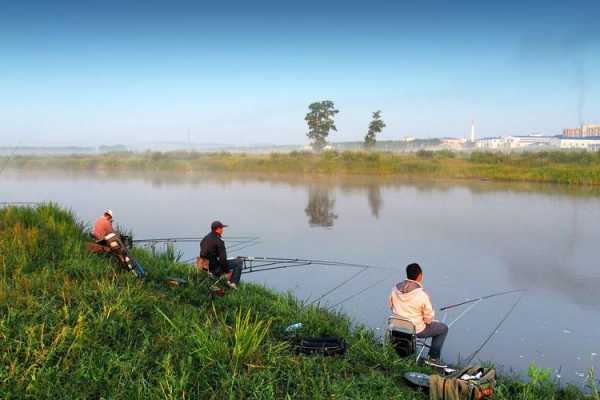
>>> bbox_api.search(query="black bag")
[294,337,346,356]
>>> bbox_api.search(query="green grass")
[6,149,600,186]
[0,204,596,399]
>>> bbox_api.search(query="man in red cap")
[199,220,242,289]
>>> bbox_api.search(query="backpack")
[429,367,495,400]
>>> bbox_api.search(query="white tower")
[470,121,476,142]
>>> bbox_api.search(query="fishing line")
[464,290,526,365]
[308,267,368,306]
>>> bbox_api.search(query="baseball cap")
[104,209,113,218]
[211,220,228,230]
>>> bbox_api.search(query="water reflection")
[367,184,383,218]
[305,186,338,228]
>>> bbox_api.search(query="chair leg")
[416,338,431,363]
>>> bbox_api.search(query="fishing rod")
[327,276,391,309]
[308,267,368,306]
[238,256,397,273]
[133,236,260,244]
[0,202,42,207]
[464,290,526,365]
[439,289,527,312]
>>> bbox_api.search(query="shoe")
[226,281,238,290]
[424,358,448,369]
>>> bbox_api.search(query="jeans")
[211,258,242,284]
[416,321,448,359]
[227,258,242,284]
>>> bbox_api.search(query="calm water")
[3,170,600,385]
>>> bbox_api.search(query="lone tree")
[364,110,386,149]
[305,100,339,151]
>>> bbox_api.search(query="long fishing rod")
[327,276,390,309]
[308,267,368,306]
[445,299,482,328]
[464,291,526,365]
[133,236,260,244]
[241,261,314,274]
[238,256,397,273]
[439,288,526,312]
[179,255,371,273]
[0,202,42,207]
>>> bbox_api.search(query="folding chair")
[386,315,430,363]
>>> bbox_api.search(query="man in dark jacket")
[199,221,242,289]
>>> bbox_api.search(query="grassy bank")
[6,150,600,186]
[0,204,595,399]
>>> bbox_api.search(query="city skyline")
[1,0,599,146]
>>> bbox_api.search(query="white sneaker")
[424,358,448,369]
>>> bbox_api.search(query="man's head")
[104,209,113,222]
[211,220,228,236]
[406,263,423,282]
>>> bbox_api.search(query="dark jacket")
[200,231,227,273]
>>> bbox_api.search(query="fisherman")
[92,209,114,241]
[199,221,242,289]
[389,263,449,368]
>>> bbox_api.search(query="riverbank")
[6,150,600,186]
[0,204,595,399]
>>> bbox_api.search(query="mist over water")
[3,170,600,385]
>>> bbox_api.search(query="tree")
[305,100,339,151]
[364,110,386,149]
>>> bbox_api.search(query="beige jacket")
[388,279,434,334]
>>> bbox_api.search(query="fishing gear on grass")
[292,337,347,356]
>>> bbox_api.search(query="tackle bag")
[196,257,210,272]
[294,337,346,356]
[429,367,495,400]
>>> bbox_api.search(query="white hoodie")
[388,279,434,334]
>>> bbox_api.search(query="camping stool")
[385,315,431,363]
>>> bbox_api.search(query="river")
[3,169,600,385]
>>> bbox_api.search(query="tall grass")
[0,204,596,398]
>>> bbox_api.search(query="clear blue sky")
[1,0,599,146]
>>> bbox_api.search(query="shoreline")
[0,203,597,398]
[4,150,600,187]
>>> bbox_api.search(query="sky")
[1,0,599,147]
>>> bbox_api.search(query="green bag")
[430,367,495,400]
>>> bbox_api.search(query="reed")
[5,149,600,186]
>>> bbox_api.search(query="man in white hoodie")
[389,263,448,367]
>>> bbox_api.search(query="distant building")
[476,135,558,150]
[560,137,600,151]
[441,137,467,150]
[506,135,559,148]
[476,137,507,149]
[563,125,600,138]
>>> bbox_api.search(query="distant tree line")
[304,101,386,151]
